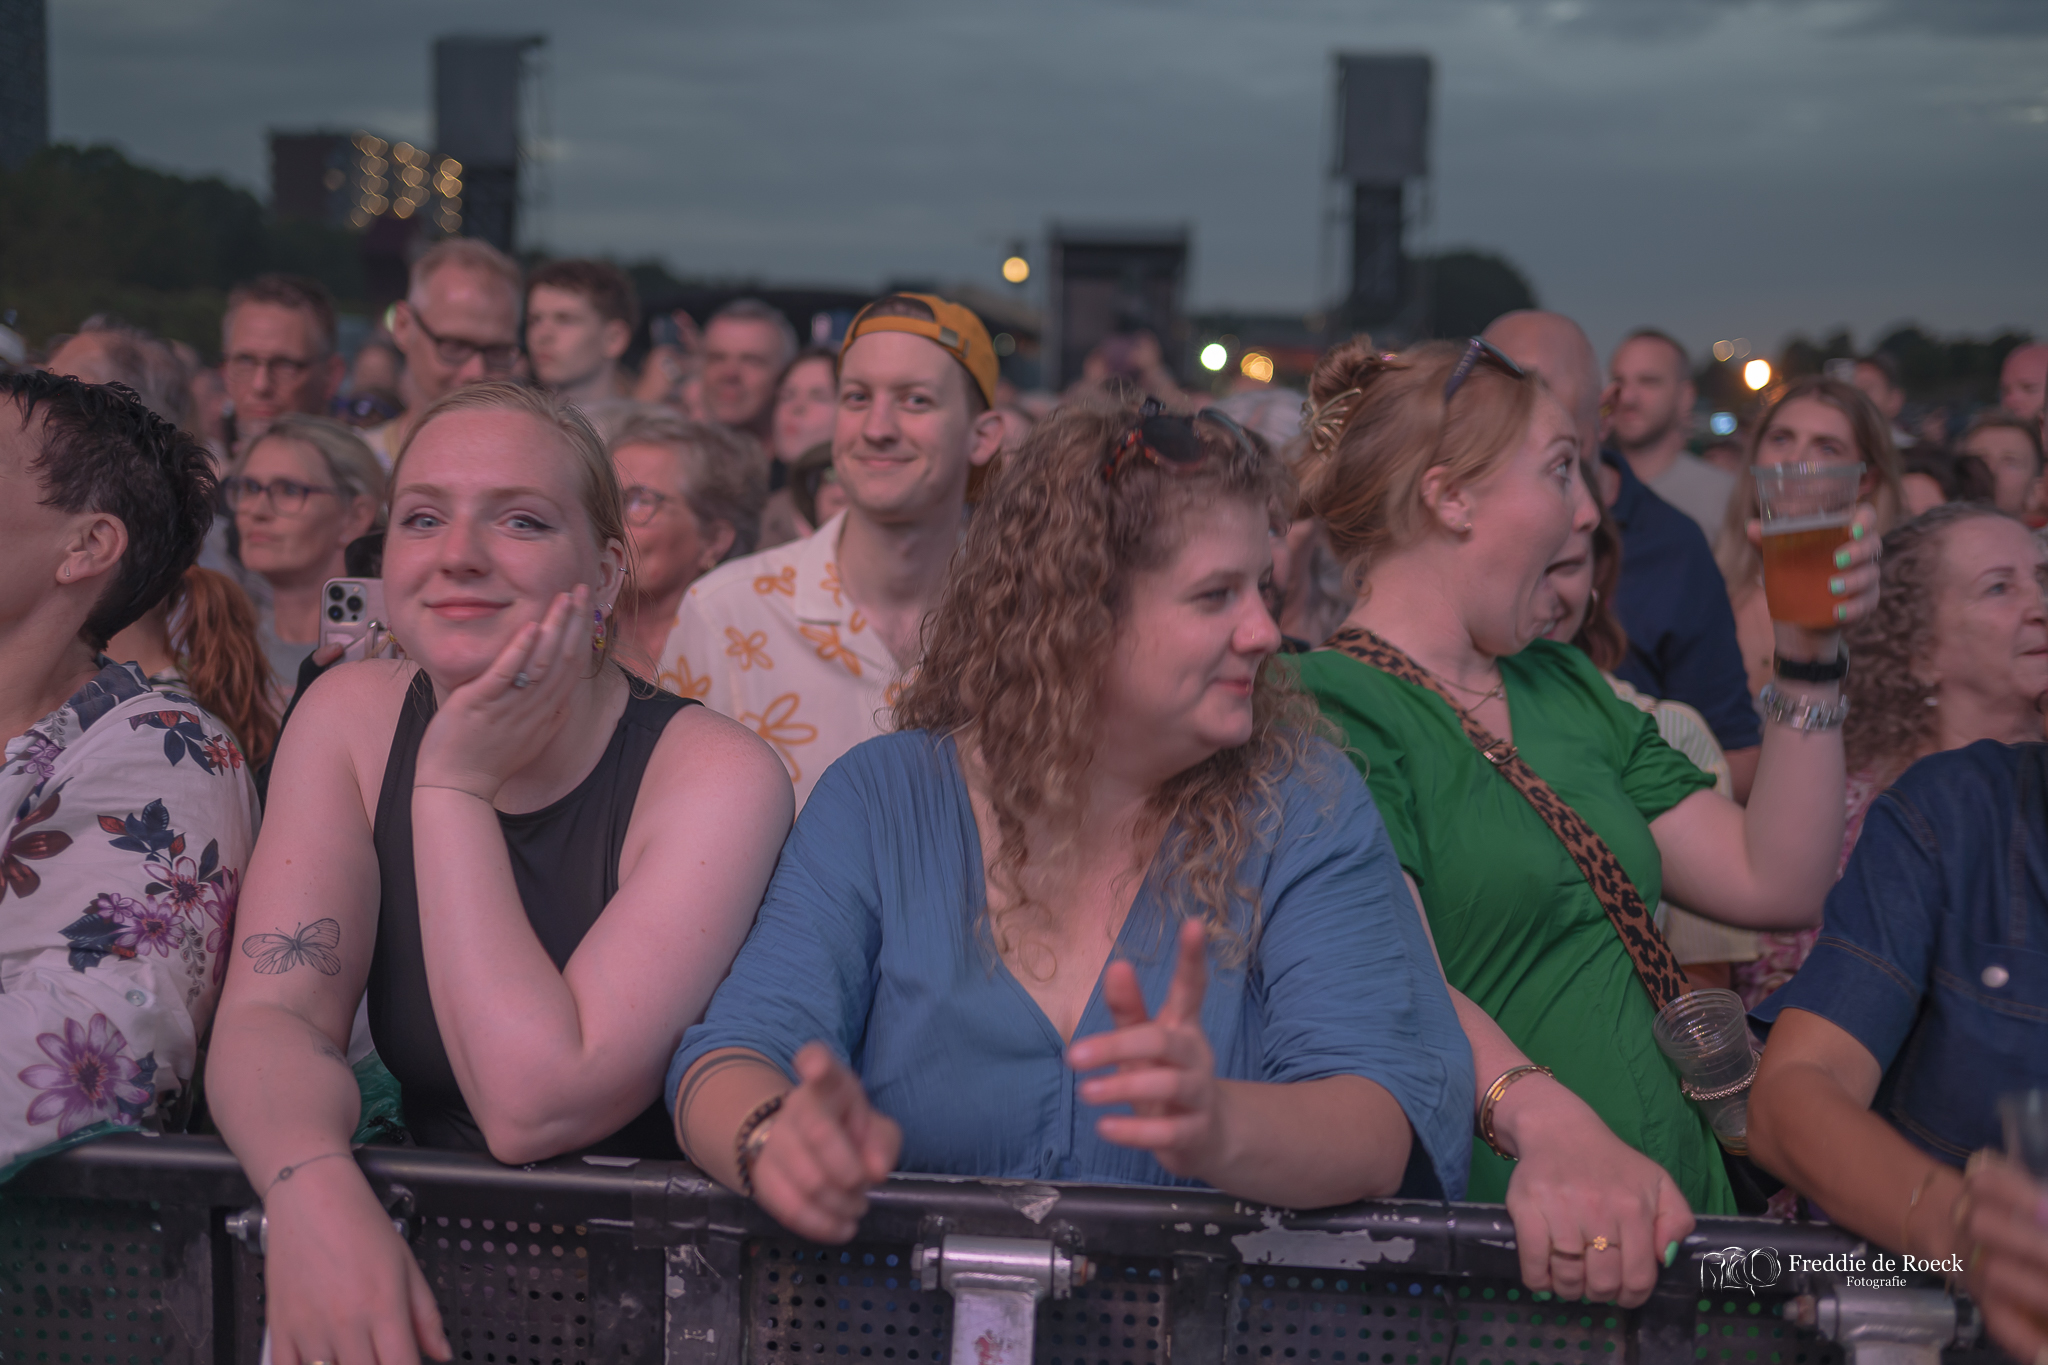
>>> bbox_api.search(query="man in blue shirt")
[1600,447,1761,798]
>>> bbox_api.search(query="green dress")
[1294,637,1733,1213]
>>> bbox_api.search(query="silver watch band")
[1758,681,1849,732]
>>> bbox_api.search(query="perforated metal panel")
[1232,1273,1631,1365]
[0,1194,211,1365]
[416,1213,605,1365]
[752,1243,950,1362]
[1042,1258,1168,1365]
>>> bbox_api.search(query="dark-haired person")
[2000,342,2048,425]
[759,348,840,546]
[1734,503,2048,1008]
[208,381,789,1365]
[1851,353,1912,452]
[1957,410,2045,520]
[1292,336,1878,1301]
[221,275,345,455]
[663,294,1005,807]
[701,298,798,442]
[527,259,639,411]
[607,409,768,678]
[0,372,259,1177]
[671,399,1471,1246]
[1715,377,1905,697]
[1607,330,1733,539]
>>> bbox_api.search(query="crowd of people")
[4,236,2046,1365]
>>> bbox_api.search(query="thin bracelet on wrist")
[734,1094,786,1199]
[1758,682,1849,732]
[1476,1064,1554,1161]
[263,1146,359,1198]
[1902,1165,1941,1256]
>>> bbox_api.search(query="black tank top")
[368,668,697,1156]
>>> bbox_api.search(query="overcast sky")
[50,0,2048,360]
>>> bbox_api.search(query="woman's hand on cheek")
[1068,919,1226,1181]
[413,584,591,800]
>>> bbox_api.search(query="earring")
[1924,694,1939,708]
[61,568,70,580]
[1459,521,1473,534]
[593,604,611,651]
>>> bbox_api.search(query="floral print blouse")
[0,660,259,1178]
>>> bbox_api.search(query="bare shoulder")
[648,703,793,804]
[273,658,423,820]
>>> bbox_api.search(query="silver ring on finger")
[511,671,533,689]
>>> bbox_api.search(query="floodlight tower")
[434,33,546,252]
[1331,53,1433,338]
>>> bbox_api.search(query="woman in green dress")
[1292,336,1881,1305]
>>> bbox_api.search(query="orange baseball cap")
[838,293,1000,410]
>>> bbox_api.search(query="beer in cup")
[1754,463,1865,629]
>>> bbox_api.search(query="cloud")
[45,0,2048,360]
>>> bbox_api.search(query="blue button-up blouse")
[1753,740,2048,1164]
[668,729,1473,1200]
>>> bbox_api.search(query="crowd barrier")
[0,1135,2017,1365]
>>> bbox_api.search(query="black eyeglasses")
[223,474,340,515]
[1443,336,1525,403]
[1103,397,1252,481]
[411,312,522,373]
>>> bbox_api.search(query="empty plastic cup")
[1652,988,1759,1154]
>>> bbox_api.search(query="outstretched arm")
[1071,919,1413,1206]
[1654,507,1880,929]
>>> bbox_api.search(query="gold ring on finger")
[1590,1236,1612,1252]
[1551,1248,1584,1260]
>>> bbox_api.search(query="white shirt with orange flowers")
[658,512,904,810]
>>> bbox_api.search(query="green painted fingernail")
[1834,548,1851,569]
[1829,576,1845,595]
[1663,1241,1679,1267]
[1836,604,1849,622]
[1852,523,1865,539]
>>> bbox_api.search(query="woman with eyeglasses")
[1289,337,1879,1306]
[606,409,769,678]
[669,398,1473,1245]
[225,415,386,697]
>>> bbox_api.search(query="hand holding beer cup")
[1747,463,1881,646]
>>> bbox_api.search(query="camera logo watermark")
[1700,1247,1785,1295]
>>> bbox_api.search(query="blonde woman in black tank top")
[208,383,793,1365]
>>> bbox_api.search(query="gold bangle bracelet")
[1476,1064,1554,1161]
[1902,1165,1941,1256]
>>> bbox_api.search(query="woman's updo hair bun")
[1297,333,1536,579]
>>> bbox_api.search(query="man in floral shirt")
[0,370,260,1177]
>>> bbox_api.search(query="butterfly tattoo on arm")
[240,918,344,975]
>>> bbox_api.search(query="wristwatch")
[1774,649,1849,683]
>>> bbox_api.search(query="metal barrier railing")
[0,1135,2014,1365]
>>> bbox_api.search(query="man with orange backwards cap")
[658,293,1004,808]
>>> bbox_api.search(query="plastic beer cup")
[1753,463,1864,629]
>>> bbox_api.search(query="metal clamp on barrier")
[912,1234,1090,1365]
[1791,1286,1982,1365]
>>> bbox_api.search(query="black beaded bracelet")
[1774,649,1849,683]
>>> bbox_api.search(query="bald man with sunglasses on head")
[661,294,1005,808]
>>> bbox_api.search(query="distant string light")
[1001,255,1030,285]
[1240,352,1275,383]
[1199,343,1228,372]
[1743,359,1773,391]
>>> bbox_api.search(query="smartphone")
[319,577,398,663]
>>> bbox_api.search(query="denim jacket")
[1753,740,2048,1165]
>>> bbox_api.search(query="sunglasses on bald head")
[1103,397,1252,481]
[1443,336,1526,403]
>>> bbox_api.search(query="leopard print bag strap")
[1322,626,1689,1012]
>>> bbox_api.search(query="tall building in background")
[1333,53,1432,334]
[433,34,544,253]
[0,0,50,171]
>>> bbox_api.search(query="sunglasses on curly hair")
[1443,336,1526,403]
[1103,397,1252,481]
